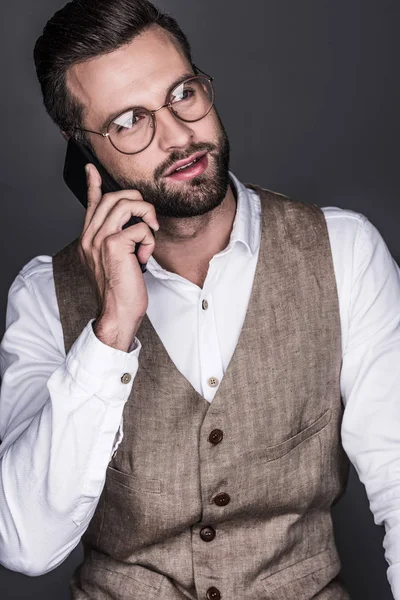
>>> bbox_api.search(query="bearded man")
[1,1,400,599]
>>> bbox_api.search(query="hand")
[78,163,159,351]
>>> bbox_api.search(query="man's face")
[67,26,230,218]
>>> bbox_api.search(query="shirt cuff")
[65,318,141,403]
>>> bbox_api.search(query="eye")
[111,110,146,134]
[171,86,195,104]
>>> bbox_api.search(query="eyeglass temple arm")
[75,128,107,137]
[192,64,214,81]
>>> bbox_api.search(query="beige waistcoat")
[52,185,351,600]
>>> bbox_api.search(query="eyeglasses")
[72,65,215,155]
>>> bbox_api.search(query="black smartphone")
[63,137,147,273]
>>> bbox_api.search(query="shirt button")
[206,587,221,600]
[209,429,224,445]
[214,492,230,507]
[199,526,216,542]
[121,373,132,384]
[207,377,219,388]
[202,299,209,310]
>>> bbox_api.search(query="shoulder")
[19,236,80,299]
[319,206,390,271]
[321,206,367,241]
[18,254,54,296]
[20,254,53,280]
[319,207,370,285]
[11,255,60,326]
[1,253,65,357]
[248,184,369,251]
[321,207,369,265]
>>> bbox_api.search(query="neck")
[152,184,237,288]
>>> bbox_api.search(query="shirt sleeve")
[339,216,400,599]
[0,270,141,576]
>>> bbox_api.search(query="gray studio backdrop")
[0,0,399,598]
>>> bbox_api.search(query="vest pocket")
[77,562,165,599]
[261,548,340,599]
[256,408,331,463]
[106,465,163,494]
[95,465,167,558]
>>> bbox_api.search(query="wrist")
[93,314,142,352]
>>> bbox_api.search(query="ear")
[60,130,70,142]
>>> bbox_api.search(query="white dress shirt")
[1,172,400,597]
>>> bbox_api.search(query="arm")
[338,216,400,598]
[0,266,140,576]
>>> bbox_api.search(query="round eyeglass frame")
[72,65,215,155]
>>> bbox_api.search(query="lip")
[165,153,208,182]
[163,151,208,177]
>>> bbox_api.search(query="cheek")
[118,155,149,179]
[199,116,224,149]
[90,140,123,178]
[102,147,154,182]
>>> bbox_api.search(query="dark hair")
[33,0,193,142]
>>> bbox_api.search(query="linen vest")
[52,185,351,600]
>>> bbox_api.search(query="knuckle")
[111,197,130,215]
[102,192,112,203]
[104,233,119,251]
[117,197,132,210]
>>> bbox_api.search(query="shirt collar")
[224,171,260,257]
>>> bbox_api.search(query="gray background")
[0,0,399,598]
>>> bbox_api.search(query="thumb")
[84,163,103,226]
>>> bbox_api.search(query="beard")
[111,112,231,218]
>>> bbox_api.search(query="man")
[0,0,399,598]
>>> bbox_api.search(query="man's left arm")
[338,215,400,599]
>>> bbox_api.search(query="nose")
[154,105,194,152]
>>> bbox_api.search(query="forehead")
[67,26,190,126]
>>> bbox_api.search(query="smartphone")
[63,137,147,273]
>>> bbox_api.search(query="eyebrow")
[100,71,196,131]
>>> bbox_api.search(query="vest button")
[213,492,230,506]
[206,587,221,600]
[209,429,224,445]
[207,377,219,388]
[199,526,216,542]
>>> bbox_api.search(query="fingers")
[96,196,159,234]
[83,165,159,236]
[134,229,157,265]
[83,164,103,232]
[102,224,156,266]
[92,200,156,253]
[80,163,159,275]
[77,165,155,332]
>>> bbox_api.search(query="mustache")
[154,142,217,181]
